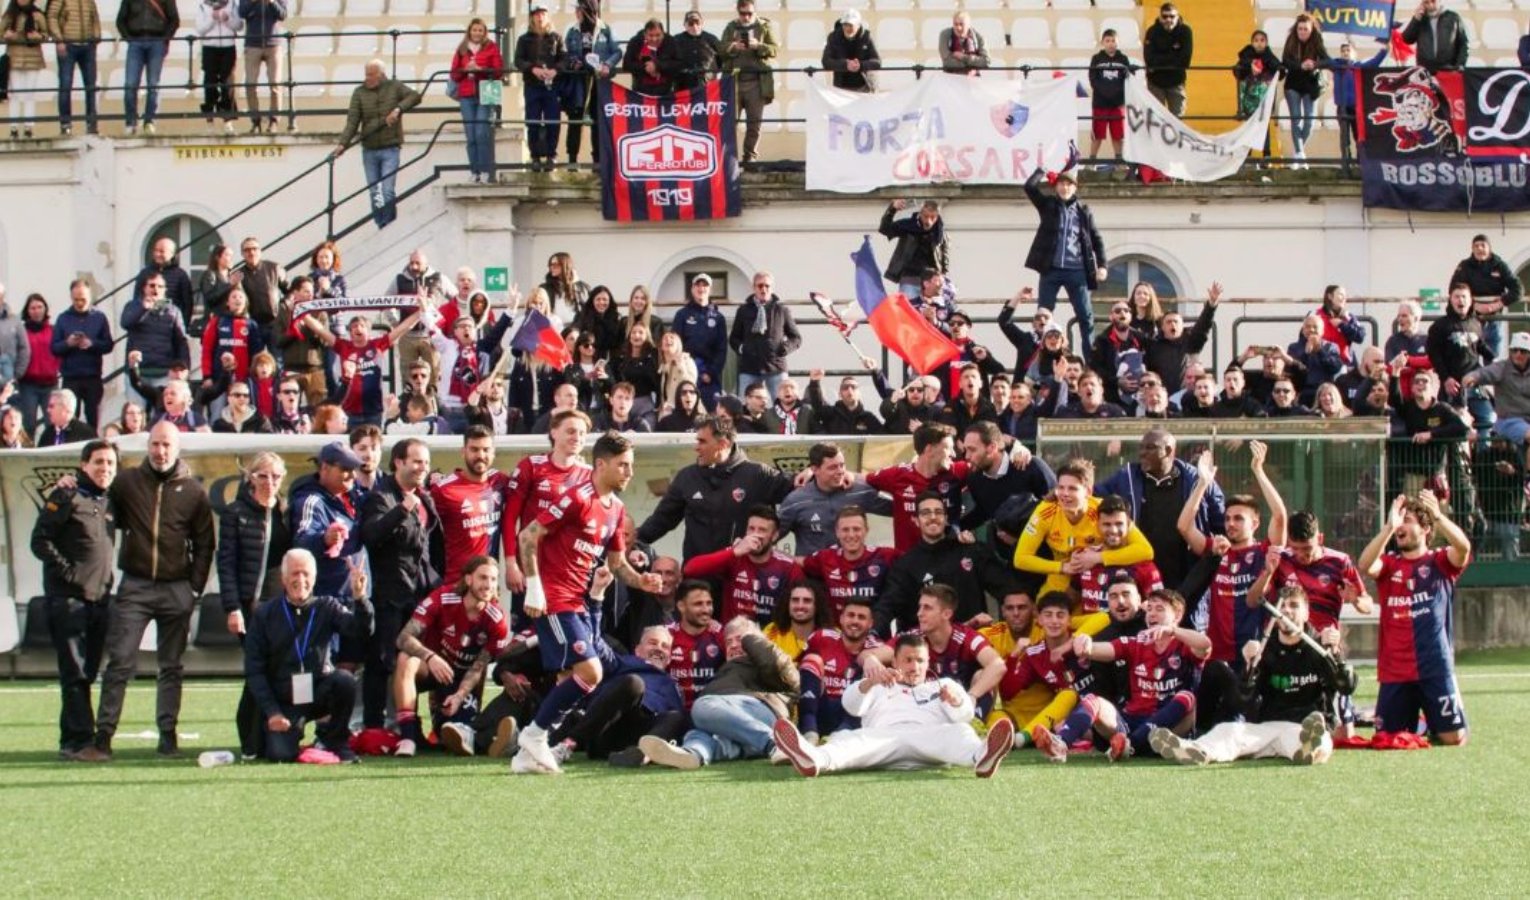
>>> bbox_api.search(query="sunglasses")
[228,392,250,398]
[279,389,299,395]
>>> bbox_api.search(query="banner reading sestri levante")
[597,77,742,222]
[1357,66,1530,212]
[803,73,1081,192]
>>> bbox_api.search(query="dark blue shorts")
[1377,676,1467,736]
[536,611,598,673]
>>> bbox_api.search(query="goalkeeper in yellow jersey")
[1012,458,1154,597]
[984,591,1108,747]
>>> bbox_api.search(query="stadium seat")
[337,26,383,58]
[782,0,826,11]
[786,18,828,53]
[391,0,430,13]
[877,18,917,52]
[1513,0,1530,12]
[1094,0,1138,8]
[1263,17,1296,41]
[1481,18,1520,49]
[1494,54,1523,67]
[348,0,387,14]
[1010,0,1050,10]
[1472,0,1513,10]
[0,596,18,654]
[878,56,917,89]
[1461,17,1480,47]
[394,31,426,56]
[1011,17,1051,50]
[957,0,1005,10]
[21,598,51,650]
[427,31,462,56]
[872,0,917,11]
[193,594,239,649]
[302,0,342,13]
[1100,17,1140,50]
[1049,0,1093,8]
[695,0,740,11]
[433,0,473,13]
[608,0,650,12]
[293,27,337,59]
[916,0,958,10]
[292,64,330,98]
[1055,17,1096,49]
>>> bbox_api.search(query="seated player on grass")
[1151,584,1354,766]
[771,633,1015,779]
[995,592,1107,750]
[796,597,884,745]
[1035,588,1210,763]
[392,555,510,757]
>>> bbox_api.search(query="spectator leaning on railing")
[560,0,622,167]
[938,11,989,76]
[821,9,880,94]
[662,9,720,94]
[719,0,777,165]
[1144,2,1193,116]
[1464,332,1530,451]
[333,60,422,229]
[47,0,102,136]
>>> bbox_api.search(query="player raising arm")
[1357,491,1471,746]
[512,432,664,774]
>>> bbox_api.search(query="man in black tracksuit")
[30,440,118,759]
[637,417,794,563]
[875,492,1024,636]
[358,437,444,729]
[245,549,371,763]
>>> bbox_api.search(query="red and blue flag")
[851,237,960,376]
[511,309,572,369]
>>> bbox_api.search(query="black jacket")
[821,25,880,92]
[1143,20,1193,89]
[637,446,794,562]
[132,261,196,324]
[211,412,275,434]
[31,475,115,602]
[1144,302,1215,386]
[1401,10,1469,71]
[110,459,216,589]
[805,380,881,434]
[996,305,1045,381]
[245,594,372,717]
[358,473,445,609]
[1427,306,1491,382]
[1023,170,1106,287]
[875,536,1023,636]
[937,396,999,434]
[35,420,96,446]
[879,205,948,281]
[661,30,720,90]
[622,34,673,93]
[117,0,177,38]
[1450,253,1522,309]
[729,296,801,376]
[1088,49,1133,108]
[962,458,1056,532]
[217,484,292,613]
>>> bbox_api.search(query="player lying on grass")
[1033,588,1211,762]
[391,555,510,757]
[1151,584,1354,766]
[771,632,1014,778]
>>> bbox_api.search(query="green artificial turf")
[2,656,1528,898]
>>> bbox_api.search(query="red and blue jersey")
[1110,633,1202,717]
[801,628,883,701]
[503,453,593,534]
[1000,641,1077,700]
[865,461,970,553]
[1208,541,1270,665]
[333,336,393,417]
[911,623,991,688]
[535,482,626,616]
[201,314,264,381]
[801,545,897,619]
[431,469,512,588]
[1076,559,1163,614]
[411,590,512,673]
[683,547,802,625]
[1268,547,1364,632]
[1376,548,1466,684]
[666,620,725,710]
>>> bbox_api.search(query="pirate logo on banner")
[1357,66,1530,212]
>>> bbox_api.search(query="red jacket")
[22,322,59,385]
[450,42,505,100]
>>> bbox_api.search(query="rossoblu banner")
[804,72,1082,192]
[1123,74,1279,182]
[0,434,914,606]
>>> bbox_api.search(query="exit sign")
[484,266,509,292]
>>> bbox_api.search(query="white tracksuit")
[811,677,983,772]
[1189,721,1333,763]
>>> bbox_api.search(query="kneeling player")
[1152,584,1355,766]
[772,633,1014,778]
[393,555,511,756]
[1036,588,1210,762]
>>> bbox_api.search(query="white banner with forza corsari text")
[804,73,1083,192]
[1123,74,1279,181]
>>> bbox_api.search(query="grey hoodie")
[0,303,30,386]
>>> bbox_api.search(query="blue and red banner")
[597,77,742,222]
[851,237,960,376]
[1357,66,1530,212]
[511,309,572,369]
[1305,1,1396,41]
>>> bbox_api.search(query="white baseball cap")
[1511,331,1530,353]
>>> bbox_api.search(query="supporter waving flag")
[851,236,960,375]
[511,308,573,369]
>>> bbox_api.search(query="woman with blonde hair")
[621,284,665,345]
[514,4,565,171]
[450,17,505,183]
[1314,382,1350,419]
[656,329,698,412]
[1127,281,1164,335]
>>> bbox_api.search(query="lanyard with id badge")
[282,601,318,705]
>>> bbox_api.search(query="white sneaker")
[440,722,475,757]
[124,125,138,137]
[223,121,236,135]
[395,738,417,758]
[638,735,700,770]
[516,723,562,772]
[1149,726,1206,765]
[551,740,574,764]
[509,751,556,774]
[1293,711,1328,765]
[143,122,157,136]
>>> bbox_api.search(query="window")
[1101,255,1179,299]
[143,214,223,288]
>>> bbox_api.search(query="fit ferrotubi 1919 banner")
[597,77,742,222]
